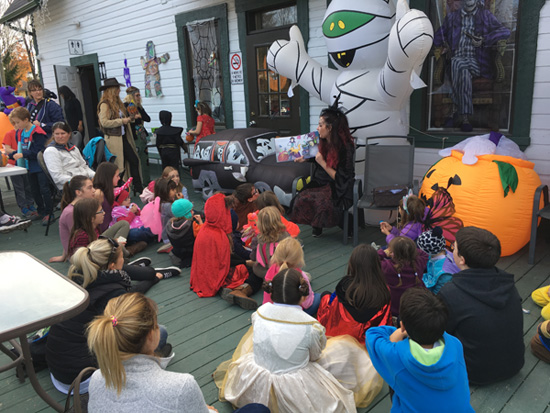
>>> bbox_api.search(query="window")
[426,0,516,133]
[409,0,546,149]
[246,134,277,161]
[185,19,225,124]
[175,4,233,130]
[252,5,297,31]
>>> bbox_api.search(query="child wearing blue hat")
[165,199,202,267]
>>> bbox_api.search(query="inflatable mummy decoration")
[267,0,434,139]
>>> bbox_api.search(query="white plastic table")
[0,251,89,412]
[0,165,28,214]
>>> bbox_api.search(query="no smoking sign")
[230,52,243,85]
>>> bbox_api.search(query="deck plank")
[2,170,550,412]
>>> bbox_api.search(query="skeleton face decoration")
[255,138,274,158]
[322,0,396,70]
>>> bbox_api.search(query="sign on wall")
[68,40,84,55]
[230,52,243,85]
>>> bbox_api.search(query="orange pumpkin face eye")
[448,175,462,186]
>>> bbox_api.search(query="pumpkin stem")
[492,160,518,197]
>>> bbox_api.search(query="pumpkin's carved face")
[420,150,541,256]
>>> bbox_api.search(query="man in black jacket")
[439,226,524,385]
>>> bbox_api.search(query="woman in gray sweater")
[86,293,269,413]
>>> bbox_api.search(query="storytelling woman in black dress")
[289,105,355,237]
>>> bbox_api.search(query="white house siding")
[34,0,248,131]
[525,1,550,188]
[33,0,549,186]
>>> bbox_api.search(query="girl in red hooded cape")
[190,193,248,297]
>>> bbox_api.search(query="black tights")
[122,136,144,192]
[123,264,159,294]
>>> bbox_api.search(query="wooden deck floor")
[1,167,550,412]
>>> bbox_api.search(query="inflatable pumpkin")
[420,150,542,256]
[0,112,14,144]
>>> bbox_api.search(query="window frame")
[175,4,233,130]
[236,0,310,133]
[409,0,546,149]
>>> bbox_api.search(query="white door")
[54,65,88,141]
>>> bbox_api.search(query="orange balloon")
[420,150,542,256]
[0,113,14,145]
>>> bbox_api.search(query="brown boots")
[126,241,147,257]
[221,284,258,310]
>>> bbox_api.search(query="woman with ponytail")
[262,237,320,316]
[87,293,265,412]
[215,269,383,412]
[46,239,175,398]
[49,175,96,263]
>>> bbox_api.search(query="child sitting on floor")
[531,284,550,320]
[139,166,188,204]
[262,237,320,316]
[111,189,156,245]
[438,226,524,385]
[417,226,459,294]
[317,244,392,344]
[215,268,384,411]
[380,193,427,244]
[249,207,289,279]
[366,288,474,412]
[166,198,202,268]
[378,236,428,317]
[531,320,550,364]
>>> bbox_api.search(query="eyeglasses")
[99,236,120,264]
[96,209,105,215]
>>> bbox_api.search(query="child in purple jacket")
[380,194,427,244]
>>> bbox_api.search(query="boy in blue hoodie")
[8,107,53,226]
[366,288,473,412]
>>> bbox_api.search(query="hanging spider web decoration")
[186,20,224,123]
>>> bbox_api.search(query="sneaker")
[312,227,322,238]
[0,216,32,233]
[27,211,40,221]
[128,257,152,267]
[157,243,173,253]
[41,215,55,226]
[157,266,181,279]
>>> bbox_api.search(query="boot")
[126,241,147,257]
[221,285,258,310]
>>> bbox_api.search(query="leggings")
[124,264,160,294]
[122,136,143,192]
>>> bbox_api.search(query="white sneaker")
[0,216,32,233]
